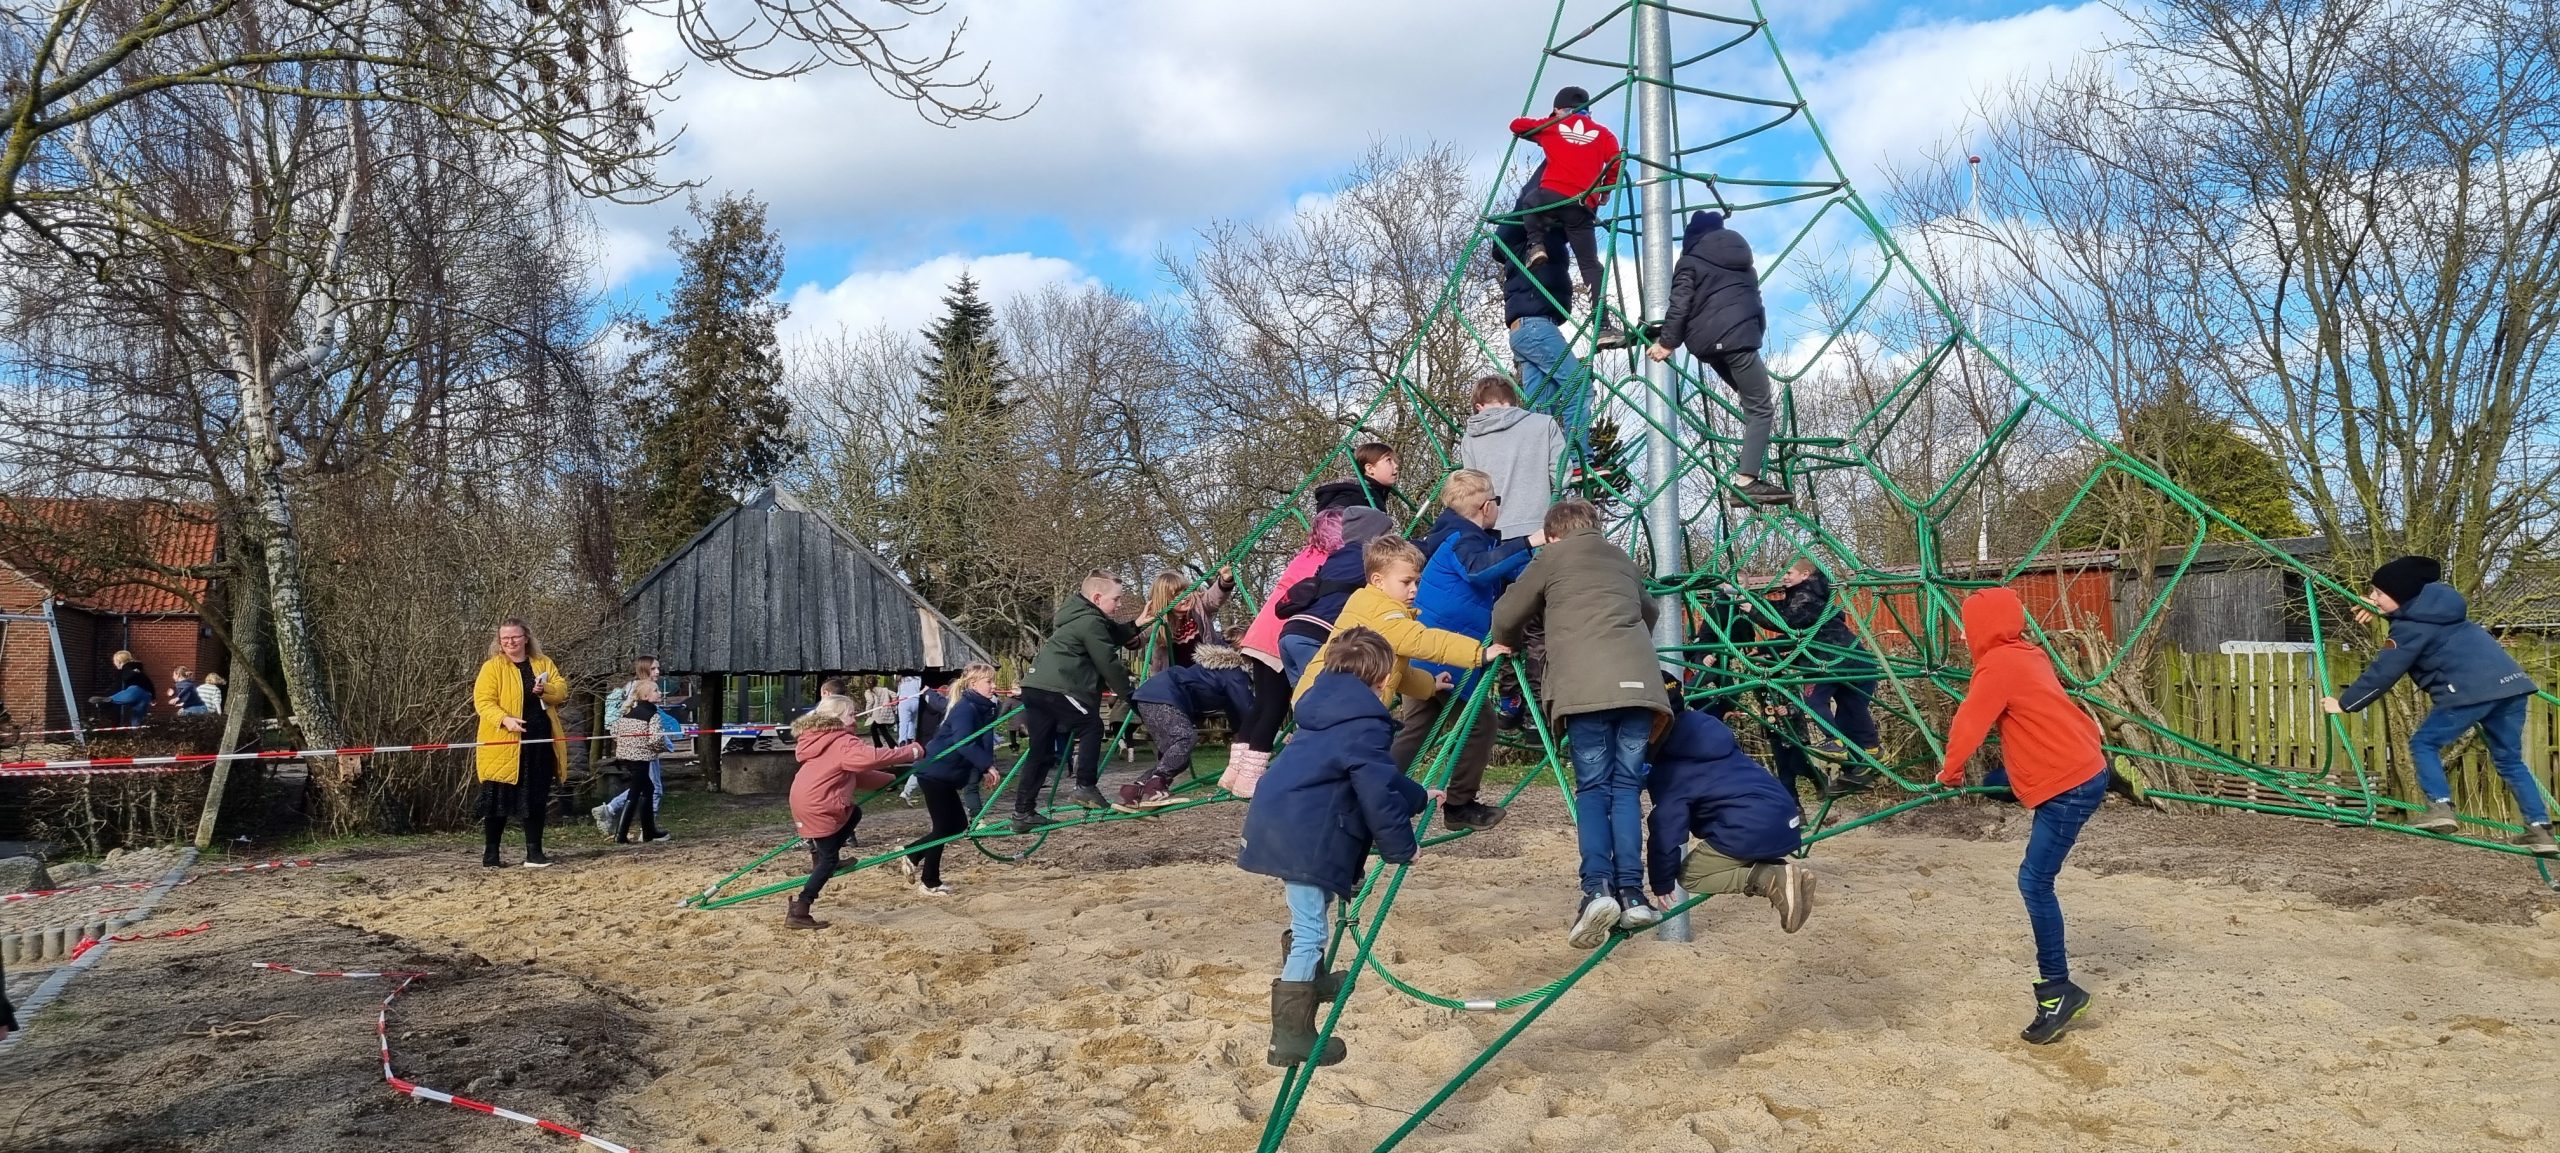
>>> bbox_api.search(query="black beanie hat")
[1555,86,1590,110]
[2370,555,2442,606]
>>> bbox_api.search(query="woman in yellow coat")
[475,618,570,868]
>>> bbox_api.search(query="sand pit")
[3,793,2556,1153]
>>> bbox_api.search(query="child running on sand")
[1491,500,1668,945]
[1230,508,1348,798]
[787,695,923,929]
[1645,678,1815,931]
[1238,627,1435,1068]
[1118,643,1256,811]
[2321,556,2558,855]
[902,663,1005,896]
[1934,586,2109,1043]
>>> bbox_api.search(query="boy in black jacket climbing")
[1645,681,1818,930]
[1648,210,1789,507]
[2322,556,2557,854]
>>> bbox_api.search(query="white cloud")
[779,253,1098,343]
[594,225,664,290]
[1803,4,2127,193]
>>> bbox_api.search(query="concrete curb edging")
[0,846,197,1055]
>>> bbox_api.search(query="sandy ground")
[2,788,2556,1153]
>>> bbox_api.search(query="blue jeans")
[1280,633,1325,690]
[1566,708,1652,895]
[1508,317,1590,449]
[105,685,150,726]
[1283,882,1330,982]
[605,758,666,821]
[2411,695,2550,825]
[2019,769,2108,983]
[1804,679,1878,748]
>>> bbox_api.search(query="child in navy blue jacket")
[1117,643,1258,811]
[2322,556,2557,855]
[903,664,1006,895]
[1238,627,1434,1068]
[1645,681,1818,931]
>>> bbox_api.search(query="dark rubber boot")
[785,898,829,930]
[1266,980,1347,1067]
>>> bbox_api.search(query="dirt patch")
[1,867,653,1153]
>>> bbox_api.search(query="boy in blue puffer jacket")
[1239,627,1435,1068]
[1645,679,1820,930]
[1399,468,1538,831]
[1117,643,1258,811]
[2322,556,2558,855]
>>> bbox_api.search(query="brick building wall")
[0,563,218,730]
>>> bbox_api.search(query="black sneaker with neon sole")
[2021,979,2091,1045]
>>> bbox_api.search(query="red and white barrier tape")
[2,724,146,740]
[65,920,212,961]
[2,859,316,904]
[0,725,785,776]
[254,963,639,1153]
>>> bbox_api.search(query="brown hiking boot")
[785,898,829,930]
[1747,861,1817,933]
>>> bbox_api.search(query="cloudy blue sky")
[596,1,2126,341]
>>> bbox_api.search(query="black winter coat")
[1237,671,1429,898]
[1494,221,1573,325]
[1313,478,1402,514]
[1774,570,1876,677]
[1659,213,1765,356]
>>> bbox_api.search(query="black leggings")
[906,779,969,887]
[867,723,896,748]
[799,808,862,905]
[479,747,556,860]
[1238,661,1292,753]
[612,760,659,842]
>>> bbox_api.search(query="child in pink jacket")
[788,695,921,929]
[1226,508,1346,796]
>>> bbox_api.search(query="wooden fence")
[2154,647,2560,825]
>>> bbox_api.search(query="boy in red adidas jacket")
[1935,586,2109,1045]
[1509,86,1622,337]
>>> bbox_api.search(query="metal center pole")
[1634,0,1693,944]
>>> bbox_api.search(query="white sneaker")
[1568,893,1620,949]
[897,855,918,879]
[590,804,613,835]
[916,882,955,897]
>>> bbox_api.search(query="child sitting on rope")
[1116,643,1257,811]
[1645,677,1816,931]
[904,663,1006,897]
[1292,535,1511,712]
[1934,586,2109,1044]
[786,695,923,929]
[1238,626,1437,1069]
[1312,443,1405,514]
[2321,556,2558,856]
[1492,500,1671,946]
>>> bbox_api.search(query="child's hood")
[2393,582,2469,626]
[1293,671,1394,733]
[795,727,855,763]
[1662,709,1742,764]
[1194,643,1245,671]
[1960,587,2028,661]
[1466,405,1543,437]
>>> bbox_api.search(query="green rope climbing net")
[686,2,2558,1147]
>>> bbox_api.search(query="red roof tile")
[0,498,217,616]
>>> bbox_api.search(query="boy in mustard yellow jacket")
[1295,537,1513,709]
[473,618,571,868]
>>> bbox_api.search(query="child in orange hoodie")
[788,694,922,929]
[1935,586,2108,1045]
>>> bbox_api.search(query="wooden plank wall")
[627,505,980,674]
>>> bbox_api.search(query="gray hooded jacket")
[1459,405,1566,540]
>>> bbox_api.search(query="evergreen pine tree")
[627,193,802,569]
[891,273,1025,646]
